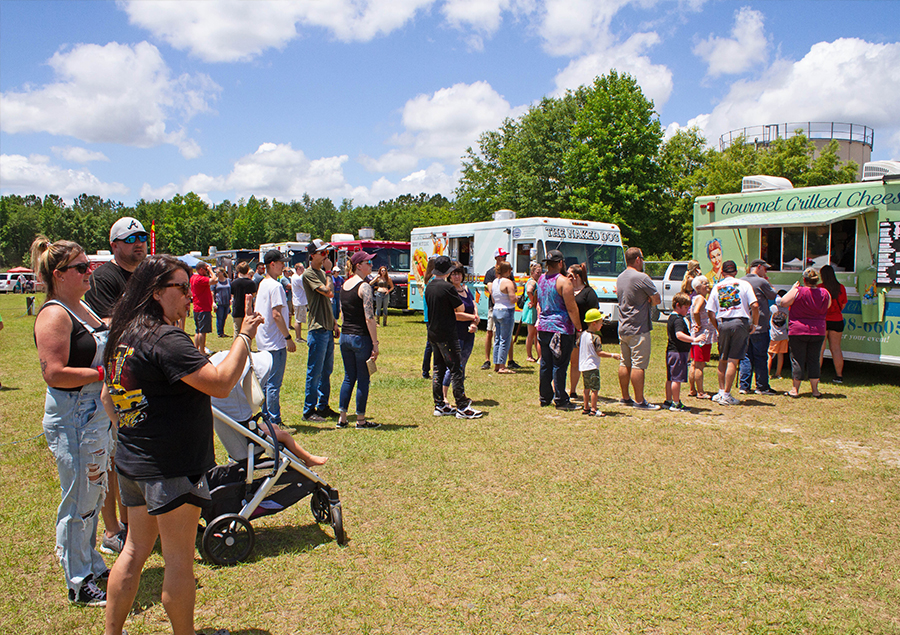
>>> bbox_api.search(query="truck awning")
[697,205,875,230]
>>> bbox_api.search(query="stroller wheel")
[202,513,255,566]
[310,488,332,524]
[331,502,346,545]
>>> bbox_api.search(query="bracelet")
[237,333,252,347]
[96,365,104,382]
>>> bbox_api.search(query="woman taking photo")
[338,251,380,429]
[372,265,394,327]
[819,264,847,383]
[491,261,517,374]
[781,267,831,398]
[102,255,262,635]
[567,263,599,400]
[32,236,113,607]
[523,262,541,362]
[442,262,479,404]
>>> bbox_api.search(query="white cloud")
[538,0,631,57]
[0,154,128,200]
[0,42,219,158]
[552,32,674,106]
[685,39,900,158]
[51,146,110,163]
[693,6,768,77]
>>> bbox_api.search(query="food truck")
[693,162,900,366]
[408,211,625,321]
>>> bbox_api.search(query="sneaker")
[356,420,381,429]
[632,401,661,411]
[507,360,522,370]
[738,388,749,395]
[569,391,582,402]
[316,406,339,419]
[720,393,741,405]
[662,400,674,409]
[335,420,350,429]
[99,529,125,555]
[422,371,430,379]
[755,388,778,396]
[303,413,326,422]
[433,404,456,416]
[455,406,484,419]
[480,361,491,370]
[555,402,578,411]
[711,393,724,404]
[618,398,635,406]
[68,576,106,607]
[669,401,690,412]
[833,376,843,384]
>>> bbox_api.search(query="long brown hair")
[29,235,84,302]
[819,265,841,300]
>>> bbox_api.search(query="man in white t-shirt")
[254,249,297,425]
[706,260,759,405]
[291,263,308,342]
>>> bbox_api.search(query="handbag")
[239,335,265,411]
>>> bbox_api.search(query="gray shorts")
[718,318,750,361]
[194,311,212,334]
[118,472,211,516]
[486,306,494,332]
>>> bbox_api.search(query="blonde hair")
[29,235,84,301]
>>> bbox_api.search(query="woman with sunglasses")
[102,255,263,635]
[32,236,115,606]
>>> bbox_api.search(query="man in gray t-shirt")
[615,247,661,409]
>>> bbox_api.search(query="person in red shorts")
[190,262,214,352]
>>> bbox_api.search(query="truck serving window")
[551,243,625,276]
[761,219,857,273]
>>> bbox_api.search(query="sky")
[1,0,899,207]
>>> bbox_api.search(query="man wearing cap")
[302,239,340,422]
[616,247,662,410]
[426,255,483,419]
[739,259,778,395]
[255,249,297,427]
[536,249,582,410]
[190,261,214,351]
[706,260,760,405]
[85,216,148,320]
[481,247,519,371]
[84,216,148,557]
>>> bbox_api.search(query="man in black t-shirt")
[426,256,483,419]
[230,261,257,334]
[85,216,148,319]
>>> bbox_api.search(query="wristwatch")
[285,334,292,341]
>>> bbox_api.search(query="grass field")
[1,292,899,634]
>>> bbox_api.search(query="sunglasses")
[119,234,149,244]
[57,262,91,274]
[163,281,191,296]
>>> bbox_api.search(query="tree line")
[0,70,858,269]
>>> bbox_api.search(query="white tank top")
[492,278,515,310]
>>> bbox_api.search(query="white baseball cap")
[493,247,509,259]
[110,217,147,243]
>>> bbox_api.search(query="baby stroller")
[199,352,346,566]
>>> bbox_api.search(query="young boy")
[768,290,789,379]
[665,293,706,412]
[578,308,622,416]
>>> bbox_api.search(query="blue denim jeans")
[443,338,474,387]
[492,307,515,365]
[538,331,575,406]
[263,347,287,425]
[215,304,229,336]
[42,386,112,593]
[339,333,373,416]
[305,328,334,417]
[739,330,771,392]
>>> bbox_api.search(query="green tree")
[658,127,712,257]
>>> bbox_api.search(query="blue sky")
[2,0,898,206]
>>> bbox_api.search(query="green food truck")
[693,164,900,367]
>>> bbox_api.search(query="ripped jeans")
[43,386,113,593]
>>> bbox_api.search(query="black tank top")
[340,280,369,337]
[36,300,109,391]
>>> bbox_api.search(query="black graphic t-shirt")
[107,325,213,480]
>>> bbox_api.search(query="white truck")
[649,261,690,320]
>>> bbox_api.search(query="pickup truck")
[649,261,689,320]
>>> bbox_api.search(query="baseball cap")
[494,247,509,259]
[543,250,564,263]
[583,308,606,324]
[307,238,332,255]
[263,249,284,265]
[350,251,374,267]
[432,255,453,274]
[721,260,738,275]
[109,217,146,243]
[749,258,771,269]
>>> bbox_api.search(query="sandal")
[687,391,698,398]
[581,409,592,415]
[496,368,516,374]
[695,392,711,400]
[526,357,538,363]
[591,411,606,417]
[786,390,800,398]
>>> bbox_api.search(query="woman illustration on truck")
[705,239,724,285]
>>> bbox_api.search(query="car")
[0,272,42,293]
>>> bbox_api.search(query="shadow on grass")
[738,399,777,407]
[470,399,500,406]
[202,630,272,635]
[242,521,336,560]
[0,385,20,391]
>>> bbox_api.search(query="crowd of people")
[28,215,847,633]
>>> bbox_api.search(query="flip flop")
[526,357,538,363]
[786,390,800,398]
[496,368,516,374]
[696,392,711,400]
[687,391,698,398]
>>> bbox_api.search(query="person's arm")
[271,301,296,353]
[360,283,379,360]
[305,269,334,299]
[180,314,264,397]
[749,301,760,333]
[454,303,479,322]
[781,281,800,307]
[34,306,101,389]
[691,296,703,333]
[386,276,394,292]
[557,275,581,331]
